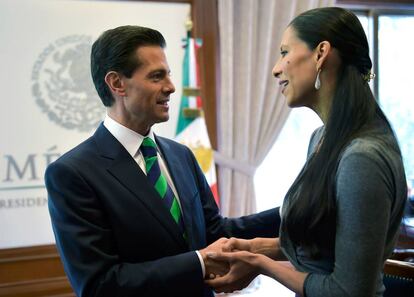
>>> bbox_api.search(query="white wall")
[0,0,190,248]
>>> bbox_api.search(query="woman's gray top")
[280,122,407,297]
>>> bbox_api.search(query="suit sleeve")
[183,146,280,243]
[46,161,204,297]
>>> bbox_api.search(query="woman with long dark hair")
[206,7,407,296]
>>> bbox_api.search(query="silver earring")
[315,69,321,90]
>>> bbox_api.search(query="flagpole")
[185,16,193,38]
[181,16,202,119]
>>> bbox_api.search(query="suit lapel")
[155,136,196,249]
[93,124,187,250]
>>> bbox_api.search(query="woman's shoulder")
[342,125,399,162]
[338,125,404,184]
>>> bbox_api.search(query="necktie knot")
[141,137,157,158]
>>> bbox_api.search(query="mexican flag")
[175,33,219,206]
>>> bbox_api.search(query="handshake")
[198,237,274,294]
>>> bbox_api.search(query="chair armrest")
[384,259,414,279]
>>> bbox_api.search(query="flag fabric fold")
[175,33,219,206]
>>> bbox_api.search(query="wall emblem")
[32,35,104,132]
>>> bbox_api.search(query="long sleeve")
[304,147,404,297]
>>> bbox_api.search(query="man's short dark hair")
[91,25,166,106]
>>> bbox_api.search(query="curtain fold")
[217,0,334,217]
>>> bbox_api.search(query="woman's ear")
[104,71,126,97]
[315,41,331,70]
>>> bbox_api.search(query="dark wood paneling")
[0,245,64,283]
[192,0,219,150]
[0,277,74,297]
[0,245,74,297]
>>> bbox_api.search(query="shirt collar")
[103,114,156,158]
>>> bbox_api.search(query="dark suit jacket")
[46,124,279,297]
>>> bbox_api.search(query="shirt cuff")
[195,250,206,278]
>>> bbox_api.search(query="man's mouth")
[157,99,169,106]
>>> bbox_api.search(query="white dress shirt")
[103,115,180,201]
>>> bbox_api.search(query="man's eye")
[151,74,163,81]
[281,50,288,57]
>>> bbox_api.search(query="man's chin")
[155,114,170,123]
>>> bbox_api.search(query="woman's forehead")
[280,27,305,49]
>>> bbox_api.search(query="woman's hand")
[223,237,284,260]
[222,237,254,252]
[205,248,307,295]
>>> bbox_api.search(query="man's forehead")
[136,46,165,60]
[136,46,169,69]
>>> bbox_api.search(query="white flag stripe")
[188,38,197,108]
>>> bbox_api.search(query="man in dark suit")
[45,25,279,297]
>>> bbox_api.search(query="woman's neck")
[311,93,332,124]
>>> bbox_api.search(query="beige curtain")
[216,0,334,217]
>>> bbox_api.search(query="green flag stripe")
[176,37,195,135]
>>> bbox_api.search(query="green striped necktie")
[140,137,186,240]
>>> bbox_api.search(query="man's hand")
[204,250,263,293]
[199,238,230,279]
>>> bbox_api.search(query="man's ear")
[315,41,331,70]
[104,71,126,97]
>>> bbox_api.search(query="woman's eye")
[281,50,288,57]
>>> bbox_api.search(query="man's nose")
[164,77,175,94]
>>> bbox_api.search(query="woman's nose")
[272,60,282,78]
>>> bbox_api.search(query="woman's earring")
[314,69,321,90]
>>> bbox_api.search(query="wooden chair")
[383,249,414,297]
